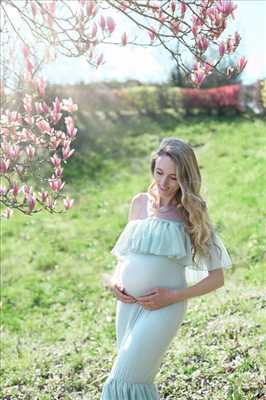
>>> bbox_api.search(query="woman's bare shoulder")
[128,192,148,220]
[131,192,148,204]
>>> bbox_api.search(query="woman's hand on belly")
[112,283,137,304]
[135,287,178,310]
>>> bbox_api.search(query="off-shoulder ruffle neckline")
[111,215,232,272]
[111,215,190,261]
[128,216,184,225]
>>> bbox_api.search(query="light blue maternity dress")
[101,204,232,399]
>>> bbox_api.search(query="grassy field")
[1,115,266,399]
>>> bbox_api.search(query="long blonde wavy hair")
[148,137,221,263]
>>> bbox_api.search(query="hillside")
[1,115,266,399]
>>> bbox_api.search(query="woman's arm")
[171,268,224,302]
[135,269,224,310]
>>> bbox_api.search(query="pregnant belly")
[116,253,187,297]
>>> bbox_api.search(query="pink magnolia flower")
[54,166,63,178]
[219,42,225,57]
[62,138,72,149]
[49,137,61,152]
[53,97,61,114]
[23,94,33,113]
[99,15,106,31]
[96,53,104,68]
[217,0,237,17]
[234,31,241,46]
[7,145,20,160]
[50,153,61,167]
[91,22,98,38]
[26,193,36,211]
[42,102,49,113]
[214,13,223,28]
[106,16,116,34]
[35,102,42,114]
[159,12,167,24]
[119,1,129,12]
[227,66,234,79]
[47,196,56,209]
[200,1,208,17]
[191,67,206,86]
[47,0,56,15]
[192,25,198,37]
[35,77,46,97]
[49,177,65,192]
[87,0,97,17]
[0,159,10,174]
[204,62,213,75]
[121,32,128,46]
[20,128,30,141]
[23,184,32,195]
[22,45,30,59]
[225,37,236,53]
[62,147,75,160]
[36,119,51,134]
[7,111,22,126]
[171,0,176,13]
[61,98,78,112]
[24,115,34,125]
[45,10,55,29]
[192,15,203,28]
[196,35,209,51]
[51,110,62,125]
[11,183,19,197]
[65,117,77,138]
[171,21,180,34]
[236,57,247,73]
[31,2,38,17]
[26,144,36,161]
[63,197,74,210]
[148,27,156,42]
[180,2,187,16]
[39,190,49,203]
[151,0,161,12]
[35,102,49,113]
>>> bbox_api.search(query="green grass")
[1,115,266,399]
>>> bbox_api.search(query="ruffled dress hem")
[101,377,160,400]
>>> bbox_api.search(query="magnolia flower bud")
[236,56,247,73]
[106,16,116,34]
[63,197,74,210]
[219,42,225,57]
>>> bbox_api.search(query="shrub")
[181,84,242,115]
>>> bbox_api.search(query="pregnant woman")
[101,137,232,399]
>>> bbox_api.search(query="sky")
[40,1,266,85]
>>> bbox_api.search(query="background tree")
[170,46,241,88]
[0,0,247,218]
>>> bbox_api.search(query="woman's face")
[153,155,180,202]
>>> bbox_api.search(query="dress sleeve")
[193,231,232,271]
[184,231,232,285]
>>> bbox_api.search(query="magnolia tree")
[0,0,247,219]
